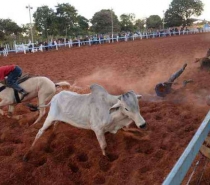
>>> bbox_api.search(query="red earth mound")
[1,33,210,184]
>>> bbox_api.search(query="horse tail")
[55,81,70,90]
[25,102,51,112]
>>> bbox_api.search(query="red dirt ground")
[1,33,210,185]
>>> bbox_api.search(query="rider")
[155,63,192,97]
[0,65,29,99]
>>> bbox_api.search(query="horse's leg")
[33,107,46,125]
[23,117,54,161]
[32,92,54,125]
[8,105,23,120]
[0,99,11,116]
[8,105,14,116]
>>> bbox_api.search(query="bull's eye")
[125,108,129,111]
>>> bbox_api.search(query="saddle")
[17,73,33,84]
[0,73,33,86]
[0,74,34,103]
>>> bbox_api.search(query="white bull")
[24,84,146,160]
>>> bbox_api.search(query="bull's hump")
[59,90,78,97]
[90,84,109,97]
[90,84,108,95]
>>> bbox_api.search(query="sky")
[0,0,210,25]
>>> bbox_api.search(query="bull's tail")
[25,102,51,111]
[55,81,70,89]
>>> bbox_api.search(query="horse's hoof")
[0,110,5,116]
[23,157,28,162]
[23,155,29,162]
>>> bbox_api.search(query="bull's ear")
[136,95,142,100]
[109,100,121,114]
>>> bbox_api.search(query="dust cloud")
[75,60,209,107]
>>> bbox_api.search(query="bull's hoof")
[140,123,147,129]
[102,150,106,156]
[23,154,29,162]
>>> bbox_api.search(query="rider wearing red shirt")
[0,65,29,99]
[0,65,15,80]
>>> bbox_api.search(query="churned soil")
[1,33,210,185]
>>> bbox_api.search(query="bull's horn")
[110,100,121,109]
[109,100,121,114]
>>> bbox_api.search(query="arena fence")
[0,28,210,57]
[163,110,210,185]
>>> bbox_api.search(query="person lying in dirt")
[155,63,193,97]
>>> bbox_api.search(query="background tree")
[164,0,204,27]
[91,9,120,34]
[33,6,57,38]
[146,15,162,29]
[21,23,40,41]
[0,19,22,41]
[120,13,135,32]
[76,15,89,35]
[135,19,146,31]
[0,19,22,36]
[164,9,183,27]
[55,3,78,37]
[0,31,4,40]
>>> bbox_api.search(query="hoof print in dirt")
[77,153,88,162]
[68,163,79,173]
[99,157,111,172]
[93,174,106,184]
[22,154,30,162]
[106,153,119,162]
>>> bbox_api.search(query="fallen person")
[155,63,193,97]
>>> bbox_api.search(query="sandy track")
[0,33,210,184]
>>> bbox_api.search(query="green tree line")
[0,0,205,43]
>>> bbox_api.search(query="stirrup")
[20,92,29,101]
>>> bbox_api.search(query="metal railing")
[163,111,210,185]
[1,28,210,57]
